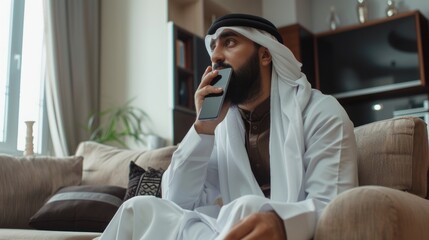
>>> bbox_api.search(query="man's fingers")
[199,68,218,87]
[195,85,223,99]
[224,219,253,240]
[224,212,287,240]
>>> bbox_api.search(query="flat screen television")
[315,11,429,99]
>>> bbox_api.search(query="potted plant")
[86,100,152,148]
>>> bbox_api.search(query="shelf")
[170,23,211,144]
[316,11,421,37]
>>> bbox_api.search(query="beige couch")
[1,116,428,240]
[0,141,177,240]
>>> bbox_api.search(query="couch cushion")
[75,141,176,187]
[354,116,429,197]
[123,161,164,201]
[0,155,83,229]
[29,185,126,232]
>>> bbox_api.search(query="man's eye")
[225,39,235,47]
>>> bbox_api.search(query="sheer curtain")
[43,0,100,156]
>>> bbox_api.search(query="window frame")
[0,0,49,155]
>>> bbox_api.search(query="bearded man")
[100,14,358,240]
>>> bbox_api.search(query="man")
[100,14,358,240]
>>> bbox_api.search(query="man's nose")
[211,45,224,67]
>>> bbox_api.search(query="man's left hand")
[224,211,287,240]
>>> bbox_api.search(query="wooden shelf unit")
[314,10,429,102]
[171,23,211,144]
[313,11,429,127]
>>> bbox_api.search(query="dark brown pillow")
[123,161,164,201]
[29,185,126,232]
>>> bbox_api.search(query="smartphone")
[198,68,233,120]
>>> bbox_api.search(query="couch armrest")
[315,186,429,240]
[354,116,429,197]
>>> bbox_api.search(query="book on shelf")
[176,39,186,68]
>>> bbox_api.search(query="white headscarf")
[205,27,312,202]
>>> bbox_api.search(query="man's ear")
[260,47,272,66]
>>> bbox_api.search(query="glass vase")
[356,0,368,24]
[386,0,398,17]
[328,6,340,31]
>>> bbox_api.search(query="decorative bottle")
[328,6,340,31]
[356,0,368,24]
[386,0,398,17]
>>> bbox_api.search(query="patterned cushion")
[123,161,164,201]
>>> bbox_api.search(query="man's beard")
[213,50,262,105]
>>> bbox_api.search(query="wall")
[262,0,313,30]
[262,0,297,27]
[100,0,172,147]
[214,0,262,16]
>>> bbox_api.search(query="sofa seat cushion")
[0,228,100,240]
[354,116,429,197]
[75,141,176,188]
[0,155,83,229]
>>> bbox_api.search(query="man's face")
[210,30,262,105]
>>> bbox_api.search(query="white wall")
[262,0,296,27]
[214,0,262,15]
[100,0,172,147]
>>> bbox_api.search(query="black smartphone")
[198,68,233,120]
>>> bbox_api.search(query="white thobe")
[100,89,358,240]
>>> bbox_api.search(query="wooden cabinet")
[170,23,211,144]
[315,11,429,102]
[314,11,429,127]
[278,24,315,87]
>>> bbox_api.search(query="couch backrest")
[0,155,83,229]
[75,141,177,188]
[354,116,429,198]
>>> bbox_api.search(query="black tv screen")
[316,13,423,99]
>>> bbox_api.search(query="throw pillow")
[123,161,164,201]
[75,141,176,187]
[0,155,83,229]
[29,185,126,232]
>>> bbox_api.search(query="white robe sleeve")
[161,126,221,210]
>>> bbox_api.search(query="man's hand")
[194,66,230,135]
[224,211,287,240]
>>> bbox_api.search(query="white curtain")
[43,0,100,156]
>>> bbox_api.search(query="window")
[0,0,48,155]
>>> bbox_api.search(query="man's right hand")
[194,66,231,135]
